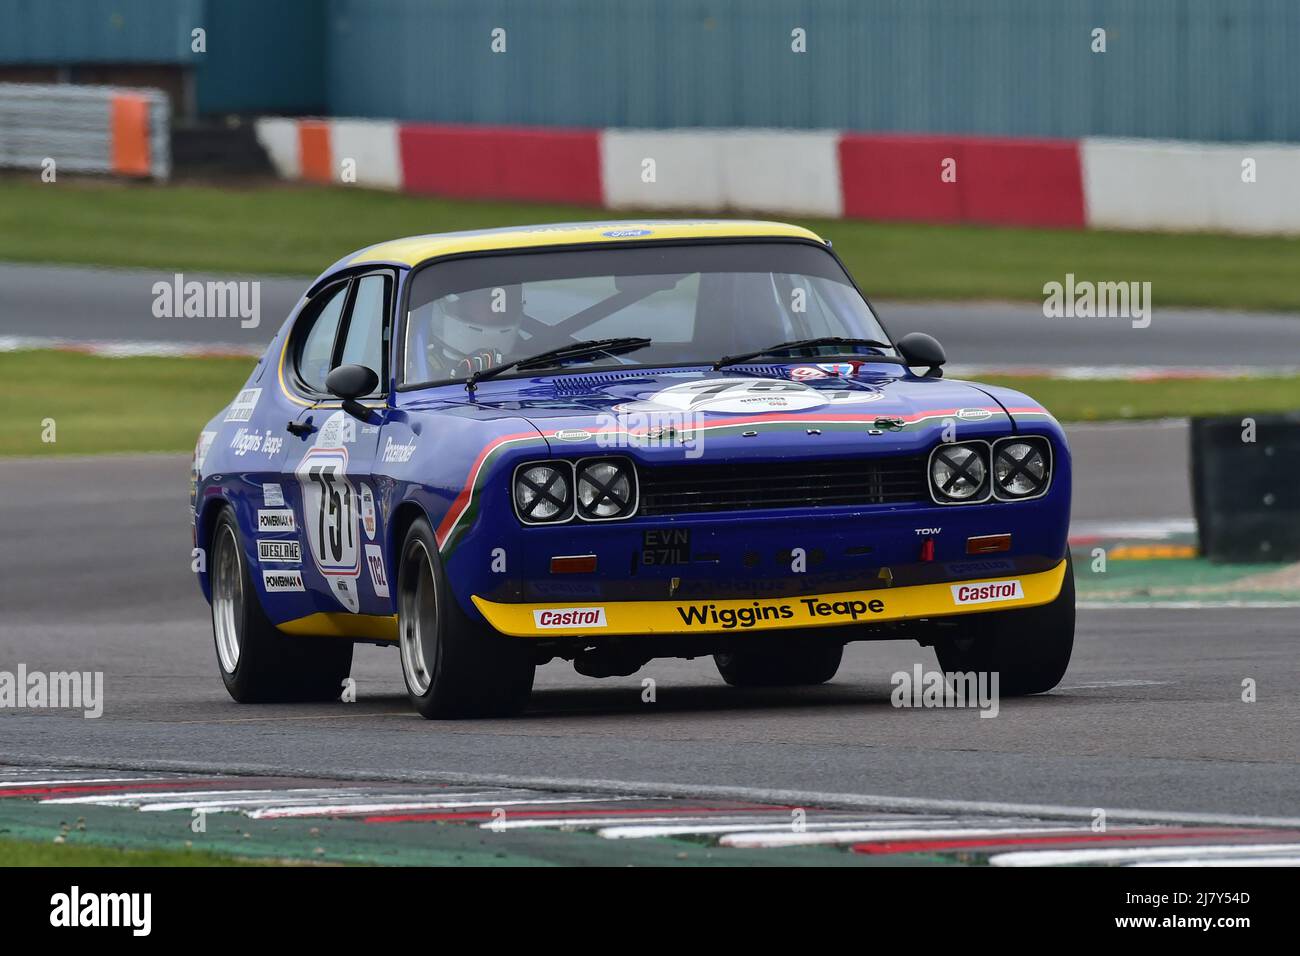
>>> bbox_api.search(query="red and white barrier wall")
[255,118,1300,235]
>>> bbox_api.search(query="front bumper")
[472,558,1067,637]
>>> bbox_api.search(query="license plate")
[641,528,691,566]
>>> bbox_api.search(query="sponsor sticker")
[817,363,857,376]
[258,539,301,563]
[224,388,261,423]
[262,483,284,507]
[296,414,363,613]
[332,577,360,613]
[553,429,592,442]
[532,607,608,629]
[381,435,418,463]
[364,544,389,598]
[359,483,377,540]
[789,366,828,380]
[262,569,304,592]
[257,509,296,532]
[317,414,356,447]
[675,596,885,630]
[615,378,885,415]
[230,428,283,458]
[957,407,994,422]
[951,580,1024,605]
[602,228,652,238]
[194,431,216,473]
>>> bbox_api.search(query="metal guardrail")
[0,82,170,179]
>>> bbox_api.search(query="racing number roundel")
[295,415,362,613]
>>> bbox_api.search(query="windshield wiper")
[465,337,652,393]
[713,336,893,370]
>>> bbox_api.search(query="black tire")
[209,506,353,703]
[714,635,844,687]
[396,516,535,719]
[934,555,1076,696]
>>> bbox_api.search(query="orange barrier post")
[109,93,151,177]
[298,120,333,183]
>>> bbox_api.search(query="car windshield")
[401,240,893,386]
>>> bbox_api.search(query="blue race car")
[193,220,1073,718]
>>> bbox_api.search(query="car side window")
[339,274,389,387]
[295,283,349,393]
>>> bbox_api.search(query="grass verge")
[0,349,253,456]
[3,177,1300,310]
[0,835,261,866]
[2,349,1297,456]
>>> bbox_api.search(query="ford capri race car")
[193,220,1073,718]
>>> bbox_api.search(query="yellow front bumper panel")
[473,560,1068,638]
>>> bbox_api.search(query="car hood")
[403,367,1044,463]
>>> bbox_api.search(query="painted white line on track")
[0,777,167,789]
[249,796,628,819]
[478,815,783,832]
[1079,601,1300,610]
[1128,857,1300,867]
[0,335,263,358]
[39,788,324,806]
[1057,680,1172,690]
[990,843,1300,867]
[597,818,997,839]
[9,754,1300,830]
[474,813,936,834]
[137,790,528,813]
[720,826,1094,849]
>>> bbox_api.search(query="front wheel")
[209,506,352,703]
[397,516,534,718]
[934,555,1075,696]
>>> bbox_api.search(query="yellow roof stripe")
[347,219,824,268]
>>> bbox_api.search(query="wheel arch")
[387,499,432,598]
[195,493,237,604]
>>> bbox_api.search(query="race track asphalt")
[2,421,1296,820]
[3,262,1298,368]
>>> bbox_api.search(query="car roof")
[342,219,826,269]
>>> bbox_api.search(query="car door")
[279,272,394,617]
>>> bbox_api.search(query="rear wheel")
[714,636,843,687]
[397,516,534,718]
[209,507,352,702]
[934,555,1075,696]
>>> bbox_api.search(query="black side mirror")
[896,332,946,378]
[325,364,379,419]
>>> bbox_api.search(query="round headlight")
[514,463,572,523]
[995,440,1048,498]
[931,444,988,501]
[576,458,637,520]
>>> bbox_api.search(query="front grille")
[638,455,928,516]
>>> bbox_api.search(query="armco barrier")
[838,134,1085,228]
[398,124,602,205]
[1082,138,1300,235]
[0,82,169,179]
[253,116,1300,236]
[602,129,842,216]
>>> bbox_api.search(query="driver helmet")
[432,285,523,374]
